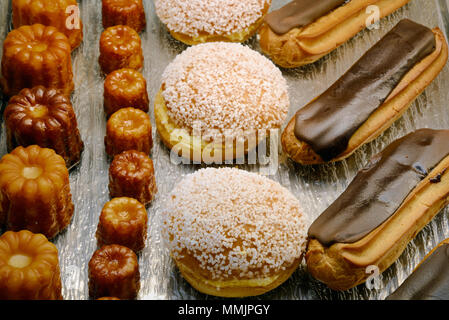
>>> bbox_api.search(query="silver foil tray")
[1,0,449,300]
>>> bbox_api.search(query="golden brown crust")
[104,68,149,118]
[5,86,84,168]
[281,28,448,165]
[96,197,148,252]
[88,244,140,299]
[175,255,302,298]
[12,0,83,50]
[1,24,74,97]
[306,154,449,291]
[259,0,411,68]
[109,150,157,205]
[102,0,146,32]
[105,108,153,157]
[0,145,74,239]
[97,296,121,300]
[0,230,63,300]
[99,25,143,75]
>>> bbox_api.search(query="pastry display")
[282,19,448,165]
[104,68,149,118]
[96,197,148,252]
[109,150,157,205]
[155,42,289,162]
[12,0,83,50]
[306,129,449,291]
[259,0,411,68]
[154,0,271,45]
[99,25,143,75]
[387,238,449,300]
[105,108,153,157]
[162,168,308,297]
[102,0,146,33]
[5,86,84,168]
[88,244,140,299]
[1,24,74,97]
[0,145,74,239]
[0,230,63,300]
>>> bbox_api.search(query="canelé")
[88,244,140,299]
[102,0,146,32]
[104,68,149,118]
[99,25,143,74]
[96,197,148,252]
[5,86,84,168]
[0,145,74,239]
[12,0,83,50]
[105,107,153,156]
[1,24,74,97]
[109,150,157,205]
[0,230,63,300]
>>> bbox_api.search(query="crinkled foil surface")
[1,0,449,300]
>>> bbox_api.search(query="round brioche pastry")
[102,0,146,32]
[0,145,74,239]
[109,150,157,205]
[104,68,149,118]
[1,24,74,97]
[105,108,153,157]
[96,197,148,252]
[12,0,83,50]
[5,86,84,168]
[162,168,308,297]
[0,230,63,300]
[155,42,289,162]
[88,244,140,299]
[154,0,271,45]
[99,25,143,75]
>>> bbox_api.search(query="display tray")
[1,0,449,300]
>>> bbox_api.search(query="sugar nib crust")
[0,145,74,239]
[1,24,74,97]
[88,244,140,299]
[0,230,63,300]
[154,0,272,45]
[5,86,84,169]
[163,168,309,297]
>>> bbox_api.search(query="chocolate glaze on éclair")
[265,0,346,35]
[387,242,449,300]
[308,129,449,246]
[294,19,436,161]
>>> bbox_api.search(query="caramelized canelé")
[109,150,157,205]
[88,244,140,299]
[99,25,143,74]
[0,145,74,239]
[102,0,146,32]
[0,230,63,300]
[104,68,149,118]
[1,24,74,97]
[12,0,83,50]
[5,86,84,168]
[96,197,148,252]
[105,107,153,156]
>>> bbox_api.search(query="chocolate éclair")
[387,239,449,300]
[282,19,448,165]
[259,0,411,68]
[306,129,449,291]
